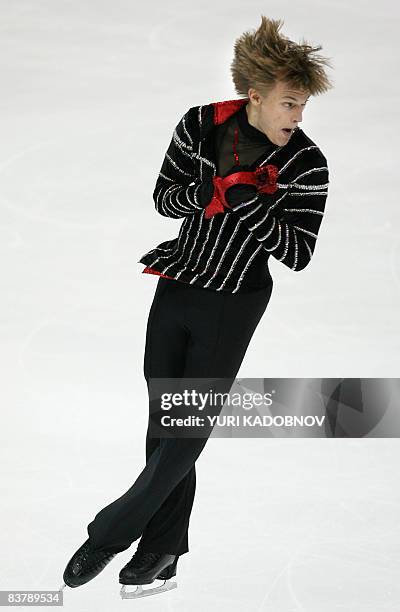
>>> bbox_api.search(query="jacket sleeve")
[152,107,206,218]
[229,158,329,271]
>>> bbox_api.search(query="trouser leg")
[137,412,197,555]
[136,280,273,554]
[87,278,272,554]
[87,277,189,552]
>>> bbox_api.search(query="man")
[61,15,333,599]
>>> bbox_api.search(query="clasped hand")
[203,163,279,219]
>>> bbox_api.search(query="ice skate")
[119,549,178,599]
[62,538,117,588]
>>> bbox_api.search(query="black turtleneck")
[214,103,277,176]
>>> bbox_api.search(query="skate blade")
[120,579,177,599]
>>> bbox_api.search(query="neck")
[245,103,262,133]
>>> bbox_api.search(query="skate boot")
[61,538,117,588]
[119,547,179,599]
[157,554,179,580]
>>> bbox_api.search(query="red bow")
[204,164,279,219]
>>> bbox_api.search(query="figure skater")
[61,15,333,599]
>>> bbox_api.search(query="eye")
[283,101,309,108]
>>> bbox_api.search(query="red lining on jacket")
[212,98,248,125]
[142,266,175,280]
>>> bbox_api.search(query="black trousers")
[87,277,273,555]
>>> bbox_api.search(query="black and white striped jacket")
[138,97,330,293]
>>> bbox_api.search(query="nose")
[293,109,303,125]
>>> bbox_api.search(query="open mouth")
[282,128,292,134]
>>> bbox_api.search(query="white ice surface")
[0,1,399,610]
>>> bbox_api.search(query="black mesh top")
[214,103,276,176]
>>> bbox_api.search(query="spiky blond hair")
[230,16,334,97]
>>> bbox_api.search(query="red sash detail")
[204,165,279,219]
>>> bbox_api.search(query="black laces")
[79,543,115,571]
[126,549,162,569]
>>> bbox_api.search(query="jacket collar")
[199,97,248,140]
[211,97,249,125]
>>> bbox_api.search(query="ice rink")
[1,1,399,610]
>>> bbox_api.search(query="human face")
[245,80,310,146]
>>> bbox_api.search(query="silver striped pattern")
[139,101,329,290]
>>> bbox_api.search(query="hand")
[197,177,215,208]
[201,168,257,219]
[222,164,258,207]
[201,163,278,218]
[224,163,280,206]
[200,176,229,219]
